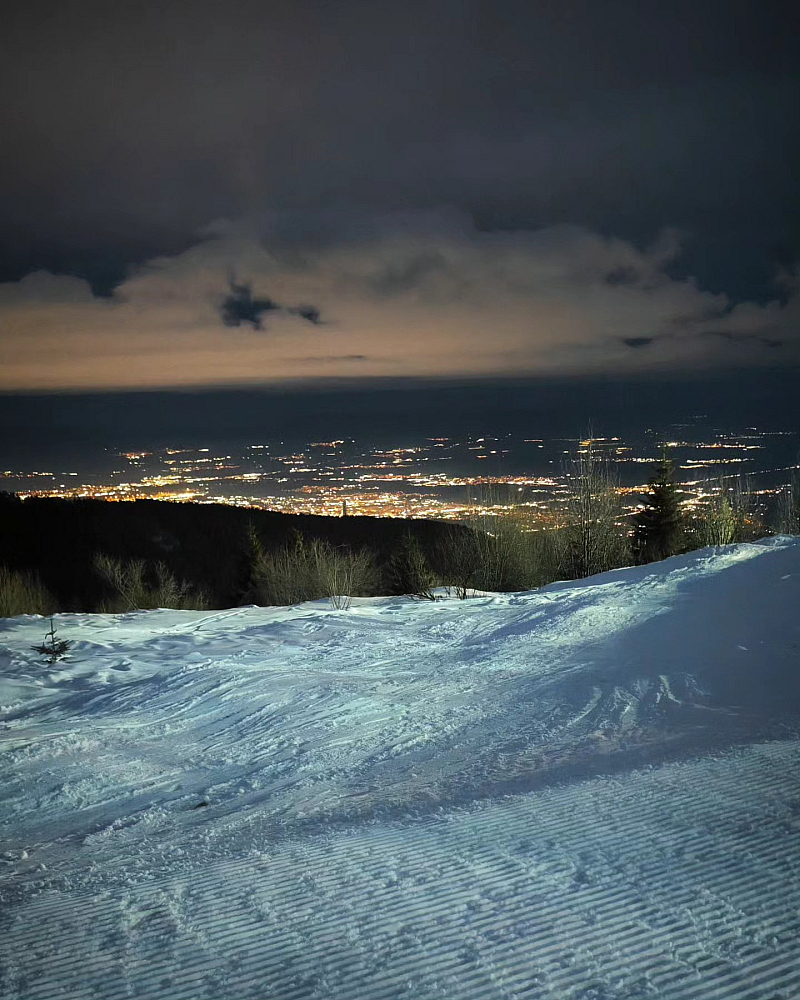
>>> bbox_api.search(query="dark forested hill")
[0,495,455,611]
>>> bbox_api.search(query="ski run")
[1,537,798,999]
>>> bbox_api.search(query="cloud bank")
[1,211,797,391]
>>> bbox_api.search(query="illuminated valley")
[3,424,796,526]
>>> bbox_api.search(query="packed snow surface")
[1,539,799,999]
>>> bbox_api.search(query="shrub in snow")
[318,542,378,610]
[465,496,538,592]
[434,494,565,596]
[248,531,377,609]
[524,528,565,586]
[0,565,57,617]
[435,525,481,598]
[690,476,758,548]
[94,553,209,611]
[387,534,438,600]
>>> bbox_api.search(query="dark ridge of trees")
[0,495,461,612]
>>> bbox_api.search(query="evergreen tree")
[633,456,684,564]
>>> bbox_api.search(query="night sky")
[1,0,798,451]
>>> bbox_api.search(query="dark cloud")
[295,355,369,363]
[220,277,321,330]
[622,337,655,349]
[220,279,280,330]
[704,330,784,349]
[287,305,323,325]
[0,0,796,305]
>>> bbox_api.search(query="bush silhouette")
[248,532,377,609]
[94,554,208,611]
[0,565,57,617]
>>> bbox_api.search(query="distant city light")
[4,429,796,525]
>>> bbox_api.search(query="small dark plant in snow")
[32,617,72,663]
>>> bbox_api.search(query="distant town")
[3,425,797,525]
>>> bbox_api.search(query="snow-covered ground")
[1,538,799,999]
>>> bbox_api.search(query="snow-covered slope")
[1,538,799,999]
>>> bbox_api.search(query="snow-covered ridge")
[1,538,798,999]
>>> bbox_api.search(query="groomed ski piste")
[1,538,799,1000]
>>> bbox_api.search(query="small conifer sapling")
[32,617,72,663]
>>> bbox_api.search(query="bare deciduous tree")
[556,446,630,579]
[776,468,800,536]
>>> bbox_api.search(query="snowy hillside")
[1,538,799,1000]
